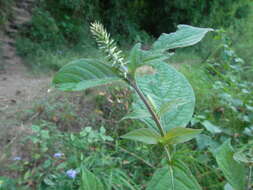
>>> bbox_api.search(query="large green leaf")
[125,62,195,132]
[147,161,202,190]
[153,25,213,51]
[121,128,161,144]
[79,168,104,190]
[52,59,121,91]
[127,25,212,74]
[160,127,202,145]
[214,140,246,190]
[128,43,169,74]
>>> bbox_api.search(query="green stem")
[248,166,252,190]
[165,146,175,190]
[126,78,175,190]
[126,78,165,136]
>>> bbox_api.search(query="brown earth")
[0,0,51,165]
[0,0,51,108]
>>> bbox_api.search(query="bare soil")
[0,0,51,166]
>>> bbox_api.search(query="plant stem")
[248,166,252,190]
[126,79,165,136]
[126,78,175,190]
[165,146,175,190]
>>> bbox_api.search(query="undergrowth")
[0,88,226,189]
[0,0,15,28]
[14,1,252,71]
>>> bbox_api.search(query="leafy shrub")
[2,23,252,189]
[181,30,253,136]
[15,0,252,71]
[27,8,62,44]
[178,30,253,190]
[50,22,215,190]
[18,0,251,46]
[50,21,253,190]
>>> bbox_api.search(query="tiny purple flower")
[53,152,63,158]
[66,169,77,179]
[12,156,22,161]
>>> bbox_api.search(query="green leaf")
[224,183,234,190]
[160,127,202,145]
[121,128,161,144]
[43,177,55,186]
[52,59,121,91]
[106,169,139,190]
[31,125,40,132]
[147,161,202,190]
[0,177,16,190]
[153,25,213,51]
[142,50,169,65]
[128,43,143,74]
[125,62,195,132]
[201,120,222,134]
[146,94,158,113]
[214,139,246,190]
[41,130,50,139]
[121,109,150,121]
[128,43,169,74]
[196,134,219,150]
[233,151,250,164]
[142,50,169,64]
[79,168,104,190]
[157,99,184,117]
[233,141,253,164]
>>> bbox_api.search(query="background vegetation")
[15,0,251,69]
[0,0,253,189]
[0,0,15,28]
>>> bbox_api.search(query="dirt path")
[0,0,51,163]
[0,0,51,109]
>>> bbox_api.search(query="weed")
[51,22,215,190]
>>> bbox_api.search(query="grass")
[229,4,253,80]
[15,36,101,72]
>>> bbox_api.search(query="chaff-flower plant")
[53,21,213,190]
